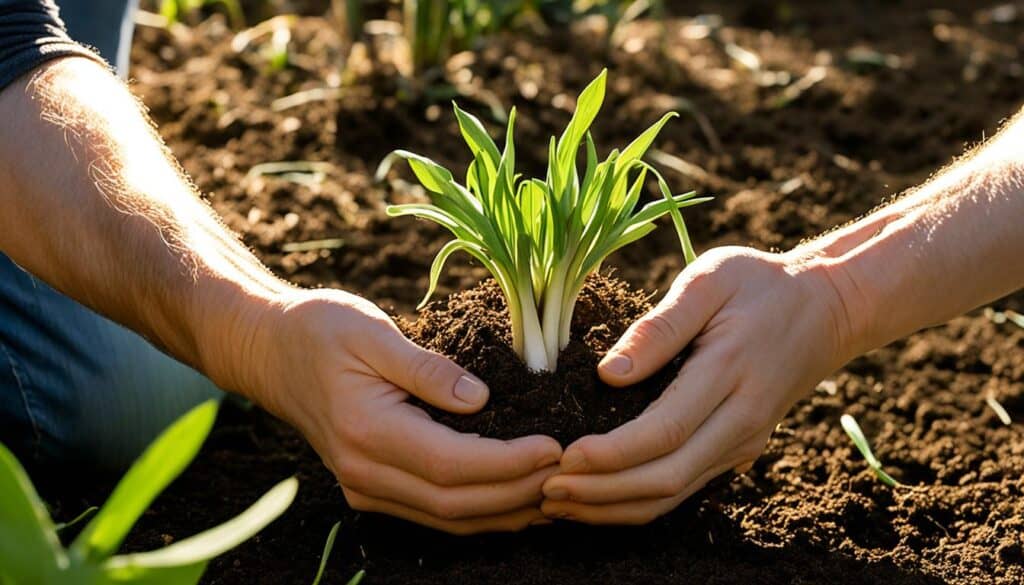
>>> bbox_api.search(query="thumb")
[374,330,489,414]
[599,272,721,386]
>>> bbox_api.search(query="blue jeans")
[0,0,221,471]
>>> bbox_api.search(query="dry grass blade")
[282,238,345,253]
[985,392,1012,426]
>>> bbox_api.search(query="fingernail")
[530,518,553,527]
[545,486,569,501]
[601,353,633,376]
[561,450,588,474]
[453,374,487,405]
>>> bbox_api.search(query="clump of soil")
[398,273,684,445]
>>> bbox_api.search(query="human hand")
[541,247,854,524]
[241,289,562,534]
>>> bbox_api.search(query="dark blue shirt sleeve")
[0,0,106,91]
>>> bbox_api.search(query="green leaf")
[617,112,678,170]
[400,151,455,194]
[55,506,99,533]
[600,223,658,265]
[453,103,500,167]
[418,239,488,309]
[311,522,340,585]
[159,0,179,23]
[0,442,65,582]
[347,570,367,585]
[73,400,220,563]
[649,166,697,264]
[387,203,467,235]
[554,69,607,196]
[105,477,296,571]
[629,193,710,226]
[100,562,207,584]
[840,414,900,488]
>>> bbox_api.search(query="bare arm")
[0,57,560,533]
[811,110,1024,357]
[542,108,1024,525]
[0,57,285,392]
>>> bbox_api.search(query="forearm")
[0,57,292,396]
[803,108,1024,357]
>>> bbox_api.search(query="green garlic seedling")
[0,400,297,584]
[840,414,901,488]
[378,69,709,371]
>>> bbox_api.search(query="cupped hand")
[247,289,562,534]
[541,246,855,524]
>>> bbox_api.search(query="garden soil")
[39,1,1024,583]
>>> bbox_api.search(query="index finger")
[368,403,562,486]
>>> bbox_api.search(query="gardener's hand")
[245,289,562,534]
[541,247,853,524]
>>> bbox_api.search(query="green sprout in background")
[310,521,365,585]
[840,414,901,488]
[0,400,297,584]
[378,69,709,372]
[402,0,534,73]
[392,0,650,74]
[160,0,246,29]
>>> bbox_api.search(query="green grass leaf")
[104,477,297,570]
[311,521,340,585]
[554,69,607,198]
[840,414,900,488]
[0,442,64,582]
[99,562,207,584]
[72,400,220,563]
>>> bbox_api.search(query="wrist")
[783,247,875,367]
[189,275,296,407]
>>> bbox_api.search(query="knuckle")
[577,435,623,470]
[683,246,757,289]
[653,472,684,499]
[609,438,634,470]
[662,464,694,498]
[428,494,468,521]
[680,263,715,290]
[701,245,756,268]
[410,353,451,390]
[730,398,766,436]
[638,311,685,345]
[341,487,374,512]
[340,416,375,450]
[335,458,371,491]
[715,340,743,364]
[657,414,690,452]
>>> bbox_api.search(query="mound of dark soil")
[398,273,683,445]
